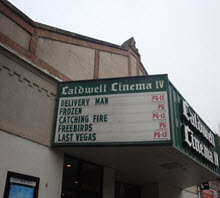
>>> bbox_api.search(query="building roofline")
[1,0,148,76]
[1,0,130,52]
[35,22,127,51]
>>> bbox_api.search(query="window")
[61,155,103,198]
[115,182,141,198]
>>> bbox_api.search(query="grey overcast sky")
[8,0,220,133]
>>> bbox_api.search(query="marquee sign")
[52,74,220,175]
[168,81,220,173]
[53,75,171,145]
[182,100,218,167]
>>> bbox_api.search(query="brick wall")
[0,0,147,81]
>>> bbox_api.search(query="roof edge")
[1,0,128,51]
[1,0,148,75]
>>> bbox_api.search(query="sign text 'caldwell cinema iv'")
[53,75,171,145]
[61,81,158,96]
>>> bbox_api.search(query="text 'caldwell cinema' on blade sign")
[182,100,219,167]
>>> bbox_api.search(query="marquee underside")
[57,145,219,188]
